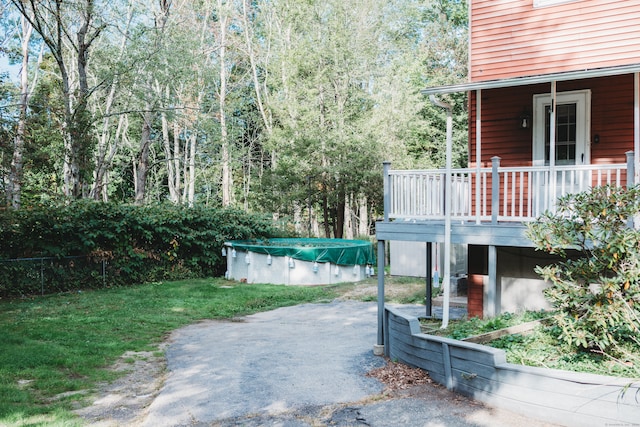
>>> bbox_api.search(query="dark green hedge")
[0,202,284,297]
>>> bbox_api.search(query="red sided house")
[375,0,640,321]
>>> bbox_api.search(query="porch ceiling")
[421,63,640,95]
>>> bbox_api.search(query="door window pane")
[544,103,577,165]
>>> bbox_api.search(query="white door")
[532,90,591,213]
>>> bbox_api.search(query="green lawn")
[0,278,339,426]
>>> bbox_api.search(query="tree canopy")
[0,0,468,237]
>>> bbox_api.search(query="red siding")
[469,75,634,167]
[471,0,640,81]
[466,75,634,218]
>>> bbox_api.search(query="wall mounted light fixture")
[519,111,531,129]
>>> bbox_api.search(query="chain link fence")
[0,256,110,297]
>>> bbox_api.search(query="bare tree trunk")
[241,0,271,135]
[181,133,189,202]
[70,0,101,198]
[218,0,233,206]
[344,194,354,240]
[335,188,345,239]
[358,194,369,237]
[173,120,181,201]
[322,188,330,238]
[91,1,132,201]
[93,114,125,201]
[135,108,153,205]
[187,131,196,206]
[161,110,179,203]
[293,203,302,234]
[218,0,232,206]
[7,17,34,209]
[10,0,104,200]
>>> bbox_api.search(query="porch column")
[627,151,635,187]
[627,151,635,228]
[491,156,501,223]
[635,73,639,185]
[375,238,385,355]
[383,162,391,222]
[549,81,557,211]
[476,89,482,224]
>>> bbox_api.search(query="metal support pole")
[375,239,386,354]
[425,242,433,318]
[429,95,453,329]
[41,258,44,296]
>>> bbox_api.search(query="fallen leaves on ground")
[366,357,432,391]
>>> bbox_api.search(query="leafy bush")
[527,185,640,360]
[0,201,285,297]
[437,311,546,340]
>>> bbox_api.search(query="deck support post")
[376,238,386,352]
[486,244,497,318]
[425,242,433,318]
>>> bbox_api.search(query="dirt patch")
[73,347,166,426]
[335,278,426,302]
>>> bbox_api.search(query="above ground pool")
[223,238,376,285]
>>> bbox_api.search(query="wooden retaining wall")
[384,306,640,427]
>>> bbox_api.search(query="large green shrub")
[0,202,284,297]
[527,185,640,359]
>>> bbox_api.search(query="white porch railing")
[384,152,634,223]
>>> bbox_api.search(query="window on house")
[545,103,576,165]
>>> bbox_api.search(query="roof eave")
[421,64,640,95]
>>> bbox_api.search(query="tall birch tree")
[10,0,107,199]
[6,14,42,208]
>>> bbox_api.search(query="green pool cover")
[226,238,376,266]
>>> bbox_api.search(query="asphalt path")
[140,301,558,427]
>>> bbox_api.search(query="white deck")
[385,159,630,224]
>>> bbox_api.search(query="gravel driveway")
[132,301,559,427]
